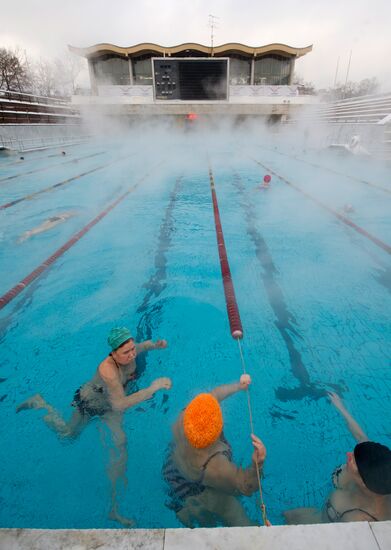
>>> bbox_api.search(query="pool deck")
[1,521,390,549]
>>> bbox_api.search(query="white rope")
[237,338,268,525]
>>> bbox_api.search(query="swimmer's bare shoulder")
[99,356,119,381]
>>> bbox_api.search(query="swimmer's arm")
[211,375,251,402]
[136,339,168,353]
[100,367,171,411]
[203,456,261,496]
[101,371,153,411]
[328,392,368,443]
[211,383,241,402]
[204,434,265,496]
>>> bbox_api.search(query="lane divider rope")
[0,151,105,184]
[261,146,391,195]
[251,157,391,255]
[0,154,132,211]
[208,167,243,339]
[0,172,151,311]
[208,165,269,526]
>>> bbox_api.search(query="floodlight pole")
[333,56,340,89]
[343,50,352,99]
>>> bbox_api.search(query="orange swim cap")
[183,393,223,449]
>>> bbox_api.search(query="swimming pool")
[0,129,390,528]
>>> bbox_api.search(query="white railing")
[0,124,90,152]
[287,92,391,160]
[0,135,87,152]
[315,92,391,124]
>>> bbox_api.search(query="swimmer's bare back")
[17,212,77,243]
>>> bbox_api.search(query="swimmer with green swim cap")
[107,326,133,350]
[17,325,171,527]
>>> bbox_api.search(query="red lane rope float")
[0,151,105,184]
[0,155,129,211]
[0,179,145,311]
[208,167,243,339]
[252,158,391,256]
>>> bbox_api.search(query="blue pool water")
[0,133,390,528]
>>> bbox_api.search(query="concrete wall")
[71,85,318,117]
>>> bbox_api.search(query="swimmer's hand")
[327,391,345,411]
[154,339,168,349]
[150,377,172,393]
[239,374,251,390]
[251,434,266,466]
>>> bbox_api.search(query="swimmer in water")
[259,175,271,190]
[284,392,391,524]
[17,212,76,243]
[259,181,270,190]
[16,327,172,527]
[343,204,355,214]
[163,375,267,527]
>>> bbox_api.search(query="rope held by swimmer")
[208,164,269,526]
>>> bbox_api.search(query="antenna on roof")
[208,14,219,56]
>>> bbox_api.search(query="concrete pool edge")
[1,521,390,549]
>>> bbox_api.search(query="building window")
[132,56,154,85]
[254,55,291,85]
[92,55,130,85]
[229,56,251,85]
[173,50,205,57]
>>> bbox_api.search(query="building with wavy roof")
[69,41,317,120]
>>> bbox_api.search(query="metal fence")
[0,124,89,153]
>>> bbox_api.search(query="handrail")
[0,89,70,106]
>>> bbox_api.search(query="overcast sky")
[2,0,391,90]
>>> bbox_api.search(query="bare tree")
[292,73,316,95]
[0,47,32,91]
[30,53,84,97]
[55,53,84,95]
[355,77,379,97]
[320,77,380,101]
[32,58,58,97]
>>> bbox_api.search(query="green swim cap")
[108,327,132,351]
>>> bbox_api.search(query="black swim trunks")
[71,386,111,417]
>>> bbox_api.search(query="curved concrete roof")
[68,42,312,59]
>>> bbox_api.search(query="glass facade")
[254,55,291,85]
[92,55,130,85]
[132,56,154,85]
[90,52,293,88]
[172,50,205,57]
[229,56,251,85]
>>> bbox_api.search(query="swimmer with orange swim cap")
[163,374,267,527]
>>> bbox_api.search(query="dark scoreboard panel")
[153,58,228,100]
